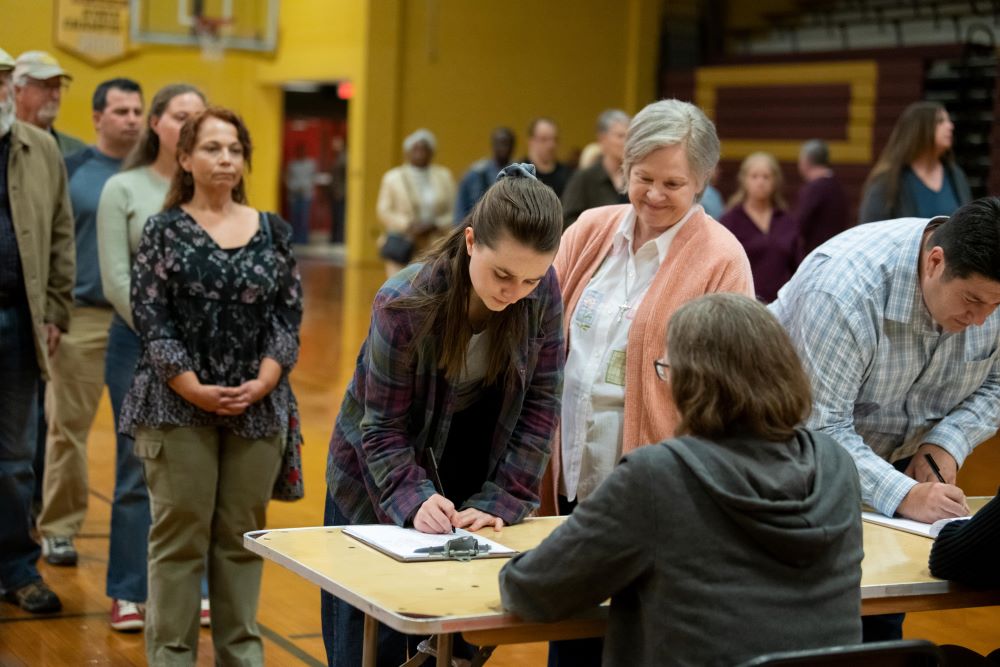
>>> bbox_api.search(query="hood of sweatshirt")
[664,429,857,567]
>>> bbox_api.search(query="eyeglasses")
[653,358,669,382]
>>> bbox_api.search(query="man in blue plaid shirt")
[772,198,1000,526]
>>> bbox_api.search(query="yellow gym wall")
[0,0,366,216]
[1,0,661,265]
[347,0,661,264]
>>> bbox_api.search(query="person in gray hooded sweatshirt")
[500,293,863,667]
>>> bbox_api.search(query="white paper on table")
[862,512,971,539]
[342,525,517,561]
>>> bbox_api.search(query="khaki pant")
[134,425,283,667]
[38,306,113,537]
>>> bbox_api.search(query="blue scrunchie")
[495,162,537,182]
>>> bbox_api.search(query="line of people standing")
[0,44,303,667]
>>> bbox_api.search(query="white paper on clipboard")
[342,525,517,562]
[862,512,970,539]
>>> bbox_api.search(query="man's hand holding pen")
[897,444,970,522]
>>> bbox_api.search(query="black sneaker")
[42,536,78,566]
[4,580,62,614]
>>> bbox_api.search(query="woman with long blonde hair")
[720,151,800,302]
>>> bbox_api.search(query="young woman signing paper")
[322,163,565,665]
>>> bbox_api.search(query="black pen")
[924,453,946,483]
[425,448,455,533]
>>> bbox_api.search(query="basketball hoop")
[193,16,231,61]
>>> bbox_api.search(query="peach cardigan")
[539,204,754,515]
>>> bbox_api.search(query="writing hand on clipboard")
[414,448,458,534]
[414,494,458,534]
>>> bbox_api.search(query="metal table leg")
[436,633,453,666]
[363,614,378,667]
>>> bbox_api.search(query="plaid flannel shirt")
[771,217,1000,517]
[327,262,564,526]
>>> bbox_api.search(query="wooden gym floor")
[0,259,997,665]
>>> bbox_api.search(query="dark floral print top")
[120,207,303,441]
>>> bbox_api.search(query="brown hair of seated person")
[668,293,812,441]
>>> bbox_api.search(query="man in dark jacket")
[0,45,75,615]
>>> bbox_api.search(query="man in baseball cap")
[13,50,85,156]
[0,44,75,615]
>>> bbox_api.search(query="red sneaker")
[200,597,211,627]
[110,599,144,632]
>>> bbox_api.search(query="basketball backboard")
[129,0,278,53]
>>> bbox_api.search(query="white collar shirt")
[559,205,697,501]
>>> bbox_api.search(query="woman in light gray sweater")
[500,293,863,667]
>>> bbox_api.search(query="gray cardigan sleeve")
[498,450,654,622]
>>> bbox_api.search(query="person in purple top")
[795,139,850,256]
[720,151,801,303]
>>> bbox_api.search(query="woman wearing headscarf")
[376,128,455,276]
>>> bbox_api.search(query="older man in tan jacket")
[0,46,74,615]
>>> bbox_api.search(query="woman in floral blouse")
[121,107,302,666]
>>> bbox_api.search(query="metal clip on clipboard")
[413,535,492,562]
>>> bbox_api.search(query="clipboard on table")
[342,525,517,562]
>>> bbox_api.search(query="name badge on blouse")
[605,349,626,386]
[574,288,603,332]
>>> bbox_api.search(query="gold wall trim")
[695,61,878,163]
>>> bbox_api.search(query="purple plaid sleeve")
[356,289,438,525]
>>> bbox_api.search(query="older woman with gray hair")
[544,99,755,665]
[376,128,456,276]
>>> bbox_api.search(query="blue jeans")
[30,381,45,511]
[290,195,312,244]
[320,489,478,666]
[104,316,151,602]
[0,300,42,593]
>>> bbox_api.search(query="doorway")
[281,82,349,256]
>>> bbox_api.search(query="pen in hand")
[924,453,947,484]
[425,448,455,533]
